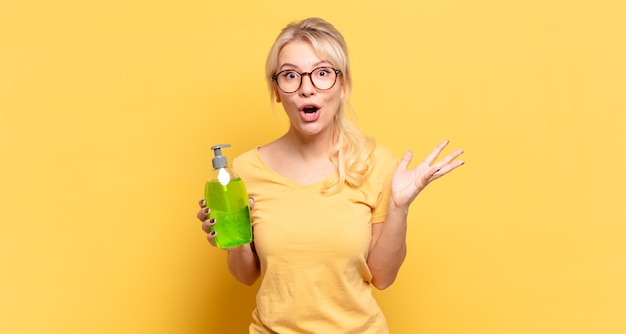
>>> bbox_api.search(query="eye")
[316,68,331,77]
[281,71,300,81]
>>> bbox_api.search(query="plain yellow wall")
[1,1,625,333]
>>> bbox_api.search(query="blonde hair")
[265,17,376,194]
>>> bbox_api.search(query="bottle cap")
[211,144,231,169]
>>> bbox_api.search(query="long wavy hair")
[265,17,376,194]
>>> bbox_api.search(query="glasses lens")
[276,71,301,93]
[311,67,337,90]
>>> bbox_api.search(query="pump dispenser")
[204,144,252,248]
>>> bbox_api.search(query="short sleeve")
[370,145,398,224]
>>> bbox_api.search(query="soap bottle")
[204,144,252,248]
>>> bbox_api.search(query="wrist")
[225,243,251,254]
[224,243,254,255]
[388,200,410,217]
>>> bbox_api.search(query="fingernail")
[199,199,205,205]
[209,218,215,224]
[204,208,210,214]
[210,231,216,236]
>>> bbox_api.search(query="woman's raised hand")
[390,140,464,210]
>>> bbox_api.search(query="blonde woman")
[197,17,464,333]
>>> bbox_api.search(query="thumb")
[397,150,413,171]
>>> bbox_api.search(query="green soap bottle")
[204,144,252,248]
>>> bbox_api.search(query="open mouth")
[299,104,321,122]
[302,106,318,114]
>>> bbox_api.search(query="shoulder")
[232,148,263,177]
[233,148,259,164]
[361,143,397,188]
[372,143,398,172]
[372,143,396,161]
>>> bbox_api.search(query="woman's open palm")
[391,140,465,209]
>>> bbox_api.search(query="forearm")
[226,243,261,285]
[367,203,408,289]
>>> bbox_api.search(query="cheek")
[328,90,344,108]
[280,99,298,113]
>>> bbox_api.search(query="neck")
[282,127,336,162]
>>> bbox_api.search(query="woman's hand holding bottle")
[197,198,255,251]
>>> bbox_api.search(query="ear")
[274,88,282,103]
[340,81,346,100]
[338,75,347,100]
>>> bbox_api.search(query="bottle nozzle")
[211,144,231,169]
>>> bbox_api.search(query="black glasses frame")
[272,67,341,93]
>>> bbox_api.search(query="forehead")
[278,40,330,69]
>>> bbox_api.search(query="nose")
[298,73,316,97]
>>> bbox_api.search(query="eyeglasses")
[272,67,341,93]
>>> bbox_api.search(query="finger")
[397,150,414,171]
[440,148,465,165]
[197,207,210,222]
[430,159,465,181]
[207,230,217,247]
[198,199,206,208]
[201,218,216,234]
[423,164,442,183]
[249,197,255,210]
[431,148,464,171]
[423,140,449,165]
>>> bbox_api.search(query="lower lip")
[300,110,320,122]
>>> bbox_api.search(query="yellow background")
[1,0,625,333]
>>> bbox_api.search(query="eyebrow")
[278,61,331,71]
